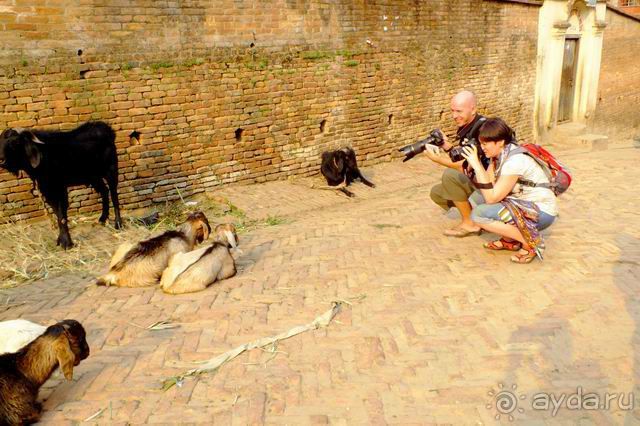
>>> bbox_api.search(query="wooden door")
[559,37,579,123]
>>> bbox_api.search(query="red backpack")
[505,144,572,196]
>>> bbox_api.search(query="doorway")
[558,36,580,123]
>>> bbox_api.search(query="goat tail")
[95,273,117,287]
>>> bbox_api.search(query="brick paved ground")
[1,140,639,425]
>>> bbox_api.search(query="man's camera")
[398,129,445,162]
[448,138,479,163]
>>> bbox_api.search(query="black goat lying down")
[0,121,122,249]
[320,147,375,197]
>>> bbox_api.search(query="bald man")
[424,90,488,237]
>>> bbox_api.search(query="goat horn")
[15,128,45,144]
[30,134,44,144]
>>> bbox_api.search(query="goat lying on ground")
[160,223,238,295]
[96,211,211,288]
[0,320,90,425]
[0,122,122,249]
[320,147,375,197]
[0,320,46,355]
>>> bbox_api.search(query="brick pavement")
[1,142,639,424]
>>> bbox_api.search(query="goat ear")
[224,230,237,249]
[200,220,210,242]
[24,140,42,168]
[53,334,76,380]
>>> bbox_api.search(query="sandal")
[510,248,537,264]
[483,238,522,252]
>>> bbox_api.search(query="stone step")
[550,133,609,152]
[550,122,588,139]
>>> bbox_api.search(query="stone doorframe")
[534,0,608,139]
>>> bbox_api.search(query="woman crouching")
[461,118,557,264]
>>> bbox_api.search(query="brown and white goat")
[160,223,238,295]
[96,211,211,288]
[0,320,90,425]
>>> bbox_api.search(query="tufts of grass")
[182,58,205,67]
[302,51,333,60]
[264,215,288,226]
[150,62,174,71]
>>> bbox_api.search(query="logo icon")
[486,383,527,421]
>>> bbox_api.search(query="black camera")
[398,129,445,162]
[448,138,479,163]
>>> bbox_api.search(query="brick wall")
[613,0,640,16]
[0,0,540,222]
[590,8,640,138]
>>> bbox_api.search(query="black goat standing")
[0,121,122,249]
[320,147,375,197]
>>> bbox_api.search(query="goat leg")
[338,187,355,197]
[358,173,376,188]
[356,169,376,188]
[348,168,375,188]
[51,190,73,249]
[311,181,354,198]
[92,179,110,224]
[20,401,42,425]
[107,168,123,230]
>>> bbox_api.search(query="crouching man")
[424,90,487,237]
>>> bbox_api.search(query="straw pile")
[0,195,289,289]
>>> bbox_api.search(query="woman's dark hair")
[478,117,514,144]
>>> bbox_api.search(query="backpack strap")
[495,145,525,176]
[517,178,551,189]
[496,145,552,189]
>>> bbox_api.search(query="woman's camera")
[448,138,479,163]
[398,129,445,162]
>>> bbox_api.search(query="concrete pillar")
[533,0,607,140]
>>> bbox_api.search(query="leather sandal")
[483,238,522,252]
[510,248,537,264]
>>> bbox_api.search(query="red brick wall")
[590,8,640,138]
[0,0,540,222]
[622,6,640,15]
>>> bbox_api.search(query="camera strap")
[468,116,486,140]
[475,182,494,189]
[457,116,486,145]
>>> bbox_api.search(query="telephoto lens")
[398,129,444,162]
